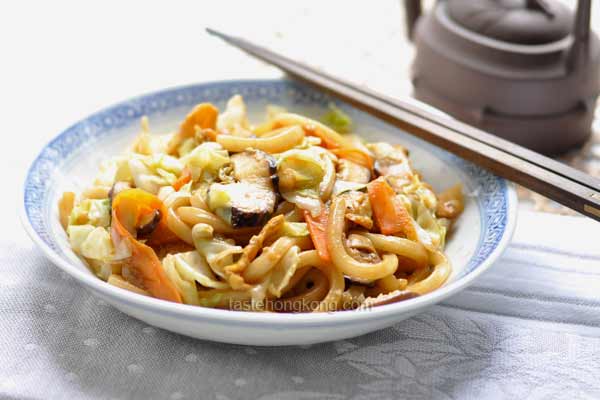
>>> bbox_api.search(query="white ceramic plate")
[21,79,517,346]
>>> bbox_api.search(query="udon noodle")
[59,95,463,312]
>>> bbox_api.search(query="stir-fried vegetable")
[67,224,96,253]
[280,222,309,238]
[167,103,219,154]
[304,208,331,262]
[367,178,417,240]
[180,142,230,182]
[172,166,192,191]
[128,154,184,194]
[331,148,374,173]
[69,198,111,227]
[216,94,252,137]
[61,94,464,312]
[436,184,464,219]
[277,148,327,216]
[321,103,353,134]
[208,150,277,228]
[111,189,182,302]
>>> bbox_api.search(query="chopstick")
[206,28,600,222]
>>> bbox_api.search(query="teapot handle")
[405,0,422,41]
[567,0,592,71]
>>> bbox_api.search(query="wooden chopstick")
[206,28,600,222]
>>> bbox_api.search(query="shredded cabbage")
[247,245,301,309]
[281,191,322,217]
[163,255,200,305]
[321,103,352,134]
[129,153,183,194]
[280,222,309,237]
[87,259,117,281]
[180,142,230,182]
[173,251,228,289]
[69,198,111,227]
[206,183,233,222]
[114,159,133,183]
[67,224,95,253]
[193,236,243,278]
[177,137,197,157]
[414,201,446,251]
[267,245,300,297]
[277,148,332,216]
[94,157,129,187]
[332,180,367,196]
[217,95,252,136]
[277,149,325,190]
[80,227,113,261]
[402,175,437,211]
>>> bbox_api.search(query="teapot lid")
[447,0,572,45]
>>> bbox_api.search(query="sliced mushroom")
[208,182,275,228]
[137,209,162,239]
[208,150,277,228]
[230,149,278,188]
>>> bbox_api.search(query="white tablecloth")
[3,212,600,400]
[2,1,600,399]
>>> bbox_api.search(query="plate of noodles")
[22,79,517,345]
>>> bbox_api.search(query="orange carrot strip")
[172,166,192,191]
[111,189,179,246]
[179,103,219,138]
[111,189,182,303]
[367,178,417,240]
[303,208,331,262]
[167,103,219,154]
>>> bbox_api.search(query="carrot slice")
[304,208,331,262]
[367,178,417,240]
[179,103,219,138]
[172,166,192,191]
[167,103,219,154]
[112,189,179,246]
[111,189,182,303]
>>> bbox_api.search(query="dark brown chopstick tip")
[205,28,229,41]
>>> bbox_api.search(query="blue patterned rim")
[22,80,514,322]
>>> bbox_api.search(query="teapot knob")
[525,0,555,18]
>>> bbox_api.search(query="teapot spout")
[567,0,592,71]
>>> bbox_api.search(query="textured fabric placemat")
[2,211,600,400]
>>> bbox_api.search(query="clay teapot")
[405,0,600,154]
